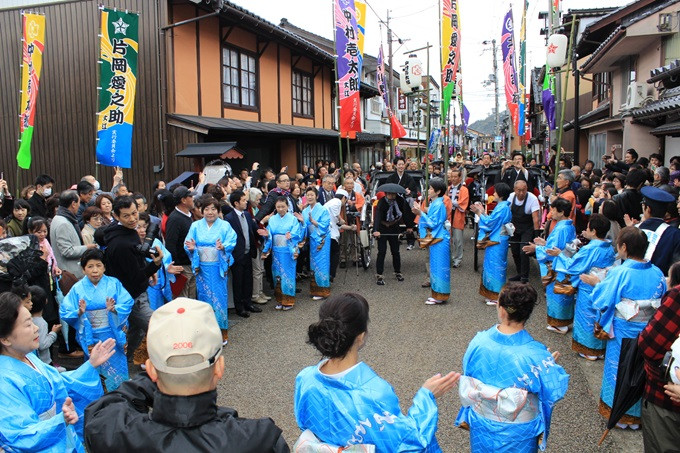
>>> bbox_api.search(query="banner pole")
[553,15,577,186]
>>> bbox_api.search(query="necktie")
[239,212,250,253]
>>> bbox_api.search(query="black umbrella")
[376,183,406,194]
[598,336,646,446]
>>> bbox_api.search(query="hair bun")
[308,318,347,358]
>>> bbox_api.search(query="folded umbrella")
[598,336,646,446]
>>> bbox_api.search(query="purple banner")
[542,66,556,130]
[462,104,470,133]
[377,46,390,113]
[335,0,362,134]
[501,8,519,134]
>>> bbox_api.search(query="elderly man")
[653,166,675,194]
[548,169,577,225]
[50,190,97,278]
[318,175,336,205]
[448,168,469,268]
[339,177,364,269]
[508,180,540,283]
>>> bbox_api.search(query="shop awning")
[168,113,339,138]
[176,142,245,159]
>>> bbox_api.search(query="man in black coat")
[28,174,54,219]
[84,298,289,453]
[225,190,268,318]
[255,173,300,222]
[164,186,196,298]
[385,157,417,249]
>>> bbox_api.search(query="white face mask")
[42,188,52,197]
[94,181,101,191]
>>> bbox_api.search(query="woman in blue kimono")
[412,178,450,305]
[263,196,304,310]
[295,292,461,451]
[470,182,512,305]
[592,226,666,428]
[456,283,570,452]
[523,198,576,333]
[0,292,115,452]
[184,196,237,340]
[302,187,331,300]
[552,214,615,360]
[60,249,134,391]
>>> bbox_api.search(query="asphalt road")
[218,228,644,452]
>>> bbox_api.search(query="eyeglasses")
[279,179,290,182]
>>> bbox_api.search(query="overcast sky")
[236,0,632,123]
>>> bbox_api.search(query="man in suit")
[226,190,269,318]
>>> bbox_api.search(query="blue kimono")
[0,353,103,452]
[303,203,331,298]
[184,218,237,330]
[592,260,666,422]
[419,197,450,300]
[264,212,303,306]
[147,238,175,311]
[60,275,134,391]
[478,200,512,300]
[553,239,615,356]
[536,219,576,326]
[455,326,570,452]
[295,361,443,452]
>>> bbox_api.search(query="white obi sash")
[293,429,375,453]
[273,234,288,247]
[459,376,539,423]
[38,403,57,421]
[197,246,218,263]
[589,266,610,283]
[615,297,661,323]
[86,308,109,329]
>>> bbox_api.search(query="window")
[593,72,610,104]
[222,46,257,109]
[370,97,382,115]
[293,71,313,117]
[588,132,606,169]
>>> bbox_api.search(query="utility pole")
[387,9,394,160]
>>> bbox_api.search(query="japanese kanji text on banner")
[96,8,139,168]
[441,0,461,121]
[334,0,362,135]
[17,13,46,170]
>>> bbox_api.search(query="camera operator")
[638,265,680,451]
[103,195,163,363]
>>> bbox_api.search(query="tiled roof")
[648,59,680,83]
[631,93,680,119]
[563,101,610,131]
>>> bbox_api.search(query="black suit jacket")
[225,210,260,259]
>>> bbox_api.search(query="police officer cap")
[641,185,675,204]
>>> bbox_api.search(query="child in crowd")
[28,285,64,371]
[60,249,134,391]
[10,281,32,311]
[6,199,30,237]
[27,216,62,278]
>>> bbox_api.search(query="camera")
[135,222,160,257]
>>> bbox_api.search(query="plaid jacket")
[639,286,680,411]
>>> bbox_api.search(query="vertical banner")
[456,76,469,134]
[378,46,406,138]
[542,64,556,130]
[17,13,46,170]
[501,8,519,136]
[96,8,139,168]
[441,0,461,121]
[517,0,528,136]
[334,0,362,135]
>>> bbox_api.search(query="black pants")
[330,239,340,279]
[231,254,254,313]
[510,226,534,281]
[376,235,401,275]
[264,253,274,290]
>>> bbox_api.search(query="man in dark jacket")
[604,147,638,173]
[27,174,54,219]
[385,157,417,249]
[225,190,267,318]
[104,195,163,361]
[84,298,289,453]
[164,186,196,298]
[372,191,407,285]
[255,172,300,222]
[612,168,646,225]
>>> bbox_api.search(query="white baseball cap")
[147,298,223,375]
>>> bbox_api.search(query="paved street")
[218,227,643,452]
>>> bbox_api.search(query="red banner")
[334,0,362,134]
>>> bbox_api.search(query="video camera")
[136,222,160,258]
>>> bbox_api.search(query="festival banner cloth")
[441,0,461,121]
[95,8,139,168]
[334,0,362,135]
[17,13,46,170]
[377,46,406,138]
[542,65,556,130]
[518,0,528,136]
[501,8,519,135]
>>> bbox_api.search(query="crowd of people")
[0,144,680,451]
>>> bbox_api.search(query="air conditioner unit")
[622,82,651,110]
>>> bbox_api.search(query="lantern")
[546,34,568,68]
[400,54,423,93]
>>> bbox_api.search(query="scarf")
[56,206,84,245]
[386,198,402,223]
